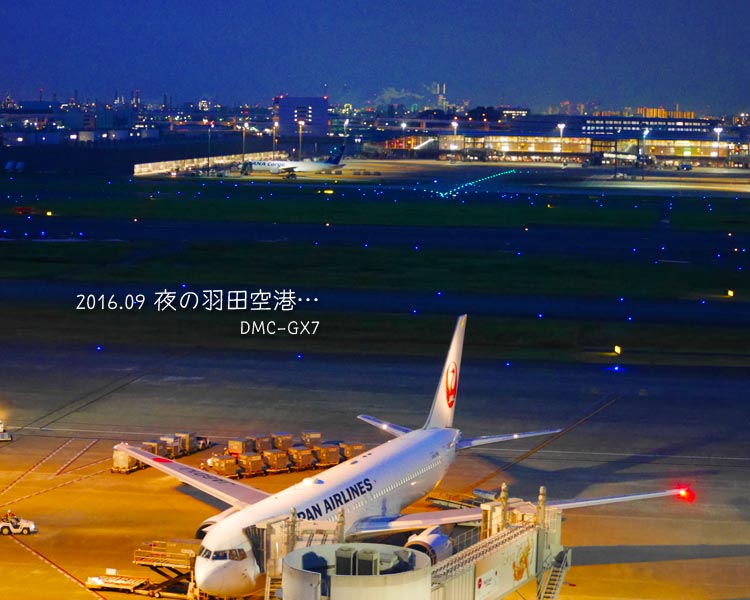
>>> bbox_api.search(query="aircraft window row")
[348,459,442,509]
[197,546,247,561]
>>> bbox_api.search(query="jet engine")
[195,506,241,539]
[405,526,454,565]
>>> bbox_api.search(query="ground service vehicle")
[0,515,37,535]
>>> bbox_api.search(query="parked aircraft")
[117,315,690,597]
[241,145,345,178]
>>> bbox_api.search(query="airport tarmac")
[0,342,748,599]
[1,161,748,599]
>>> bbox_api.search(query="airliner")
[241,145,345,178]
[116,315,690,597]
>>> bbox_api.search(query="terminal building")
[377,114,750,167]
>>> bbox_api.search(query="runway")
[0,342,748,599]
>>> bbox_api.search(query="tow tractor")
[0,420,11,442]
[0,513,37,535]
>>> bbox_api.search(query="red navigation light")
[676,486,696,503]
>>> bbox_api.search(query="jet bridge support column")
[480,482,509,539]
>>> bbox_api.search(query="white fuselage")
[249,159,344,174]
[194,427,459,597]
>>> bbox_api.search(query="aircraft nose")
[194,556,256,597]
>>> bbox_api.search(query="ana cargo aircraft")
[117,315,690,597]
[241,145,345,178]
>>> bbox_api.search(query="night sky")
[4,0,749,114]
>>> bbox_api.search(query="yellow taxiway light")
[614,345,622,355]
[727,289,735,297]
[45,210,53,216]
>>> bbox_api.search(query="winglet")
[424,315,467,429]
[357,415,411,437]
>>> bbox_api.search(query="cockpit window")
[201,546,247,561]
[228,549,247,561]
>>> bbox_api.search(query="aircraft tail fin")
[423,315,467,430]
[326,145,346,165]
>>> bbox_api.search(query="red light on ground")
[676,486,696,503]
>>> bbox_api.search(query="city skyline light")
[3,0,749,115]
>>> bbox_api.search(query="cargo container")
[272,432,294,451]
[207,455,242,479]
[159,435,181,459]
[248,434,273,453]
[142,440,168,457]
[238,452,266,477]
[339,442,366,460]
[262,449,290,473]
[174,432,210,455]
[301,430,322,448]
[312,444,341,468]
[111,449,142,474]
[287,444,316,471]
[227,438,249,456]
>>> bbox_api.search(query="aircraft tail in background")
[423,314,466,430]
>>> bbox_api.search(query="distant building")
[636,106,696,119]
[274,96,329,137]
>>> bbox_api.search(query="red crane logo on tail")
[445,361,458,408]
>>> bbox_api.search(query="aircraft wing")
[115,443,270,509]
[349,508,482,536]
[279,166,297,173]
[547,487,691,509]
[349,487,691,535]
[456,428,563,449]
[357,415,412,437]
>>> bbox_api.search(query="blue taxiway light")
[96,345,103,352]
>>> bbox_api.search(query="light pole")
[205,120,214,170]
[714,126,723,165]
[641,128,650,178]
[614,127,621,179]
[343,118,349,137]
[451,120,458,157]
[401,121,407,152]
[272,120,278,160]
[241,122,248,166]
[557,123,565,155]
[297,120,305,161]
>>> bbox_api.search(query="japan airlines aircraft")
[241,145,345,178]
[116,315,690,598]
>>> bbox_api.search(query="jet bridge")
[270,485,570,600]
